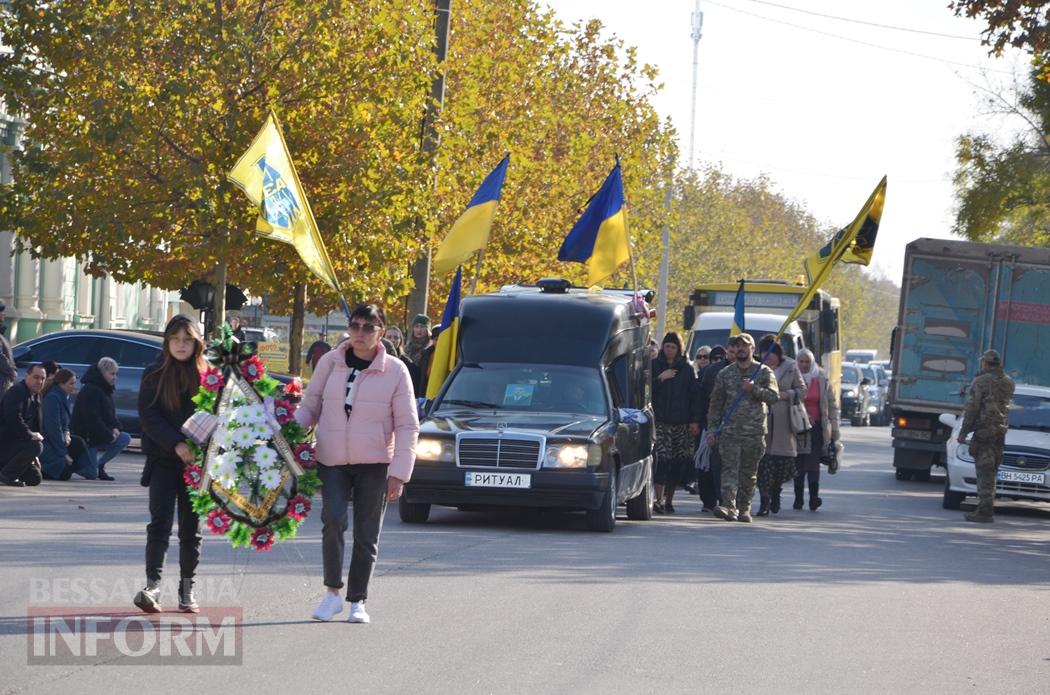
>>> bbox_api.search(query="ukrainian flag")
[731,280,746,336]
[557,160,630,286]
[227,111,340,292]
[433,155,510,275]
[425,266,463,400]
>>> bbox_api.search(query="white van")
[685,312,805,360]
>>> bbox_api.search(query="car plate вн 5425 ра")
[997,470,1045,485]
[464,472,532,489]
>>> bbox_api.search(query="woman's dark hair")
[41,360,61,377]
[757,334,784,361]
[43,367,76,395]
[661,332,684,358]
[350,303,385,327]
[149,315,206,412]
[709,346,727,362]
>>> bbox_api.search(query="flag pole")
[470,249,485,295]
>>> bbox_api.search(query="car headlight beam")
[416,437,454,462]
[544,443,599,468]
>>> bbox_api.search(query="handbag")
[788,392,812,435]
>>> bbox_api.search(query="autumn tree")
[950,1,1050,57]
[952,67,1050,247]
[0,0,435,321]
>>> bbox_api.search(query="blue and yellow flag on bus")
[731,280,746,336]
[433,155,510,275]
[227,111,340,292]
[557,160,630,286]
[425,266,463,400]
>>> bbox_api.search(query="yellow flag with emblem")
[227,111,340,292]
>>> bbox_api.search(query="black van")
[400,279,655,532]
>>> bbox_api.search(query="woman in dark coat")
[70,357,130,481]
[133,315,207,615]
[40,369,98,480]
[651,332,699,514]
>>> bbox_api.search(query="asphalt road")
[1,425,1047,694]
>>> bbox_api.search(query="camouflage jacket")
[960,365,1015,441]
[707,359,780,439]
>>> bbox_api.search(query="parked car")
[941,385,1050,509]
[861,362,890,426]
[840,361,872,427]
[14,329,292,438]
[402,279,655,532]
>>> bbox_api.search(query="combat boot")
[737,511,752,523]
[178,578,200,613]
[713,506,737,522]
[133,581,162,614]
[964,512,994,524]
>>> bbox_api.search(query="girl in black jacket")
[651,332,700,513]
[133,315,206,615]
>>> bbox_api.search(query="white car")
[941,384,1050,509]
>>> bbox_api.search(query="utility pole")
[407,0,452,320]
[655,185,672,341]
[688,0,704,170]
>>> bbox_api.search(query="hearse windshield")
[434,363,608,417]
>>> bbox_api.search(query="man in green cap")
[957,349,1015,523]
[405,314,432,367]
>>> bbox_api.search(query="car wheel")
[398,498,431,523]
[942,471,965,510]
[587,466,617,532]
[625,465,653,521]
[912,468,931,483]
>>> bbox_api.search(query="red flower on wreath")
[283,378,304,403]
[293,442,316,469]
[183,463,204,489]
[241,356,265,382]
[287,494,312,521]
[273,399,295,425]
[251,527,275,552]
[200,368,224,392]
[206,509,232,535]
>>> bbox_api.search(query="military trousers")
[972,434,1005,517]
[719,436,766,513]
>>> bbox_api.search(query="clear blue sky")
[548,0,1028,283]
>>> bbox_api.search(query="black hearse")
[400,279,655,532]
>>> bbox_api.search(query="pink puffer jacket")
[294,341,419,482]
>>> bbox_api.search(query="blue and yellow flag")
[425,267,463,400]
[557,160,630,286]
[227,111,340,292]
[731,280,746,336]
[433,155,510,275]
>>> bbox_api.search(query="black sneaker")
[0,472,25,487]
[810,497,823,511]
[97,469,115,482]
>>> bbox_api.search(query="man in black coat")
[694,345,729,511]
[0,302,16,400]
[70,357,130,481]
[0,363,46,487]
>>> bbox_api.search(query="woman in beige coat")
[795,348,840,511]
[756,336,805,516]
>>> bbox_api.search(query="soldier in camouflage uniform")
[706,333,779,522]
[957,349,1015,523]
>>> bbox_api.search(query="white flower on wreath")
[259,467,282,490]
[251,421,272,440]
[231,426,256,449]
[254,445,278,470]
[240,404,267,425]
[215,469,238,490]
[215,426,236,451]
[208,453,237,482]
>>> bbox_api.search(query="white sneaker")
[347,601,370,624]
[311,593,344,621]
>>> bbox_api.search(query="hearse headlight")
[416,437,454,462]
[845,389,856,398]
[544,443,600,469]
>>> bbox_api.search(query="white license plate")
[464,471,532,489]
[997,470,1046,485]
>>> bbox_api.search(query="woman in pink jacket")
[295,304,419,624]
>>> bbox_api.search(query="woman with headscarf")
[794,348,840,511]
[755,335,805,516]
[651,332,699,514]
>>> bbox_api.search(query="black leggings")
[794,469,819,504]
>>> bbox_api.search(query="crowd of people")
[650,330,840,522]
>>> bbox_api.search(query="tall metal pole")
[688,0,704,170]
[407,0,452,320]
[655,186,672,341]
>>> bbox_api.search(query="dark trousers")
[0,439,43,485]
[794,470,820,506]
[698,445,722,509]
[42,435,98,480]
[145,461,202,584]
[318,463,389,603]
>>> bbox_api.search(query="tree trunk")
[289,282,306,376]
